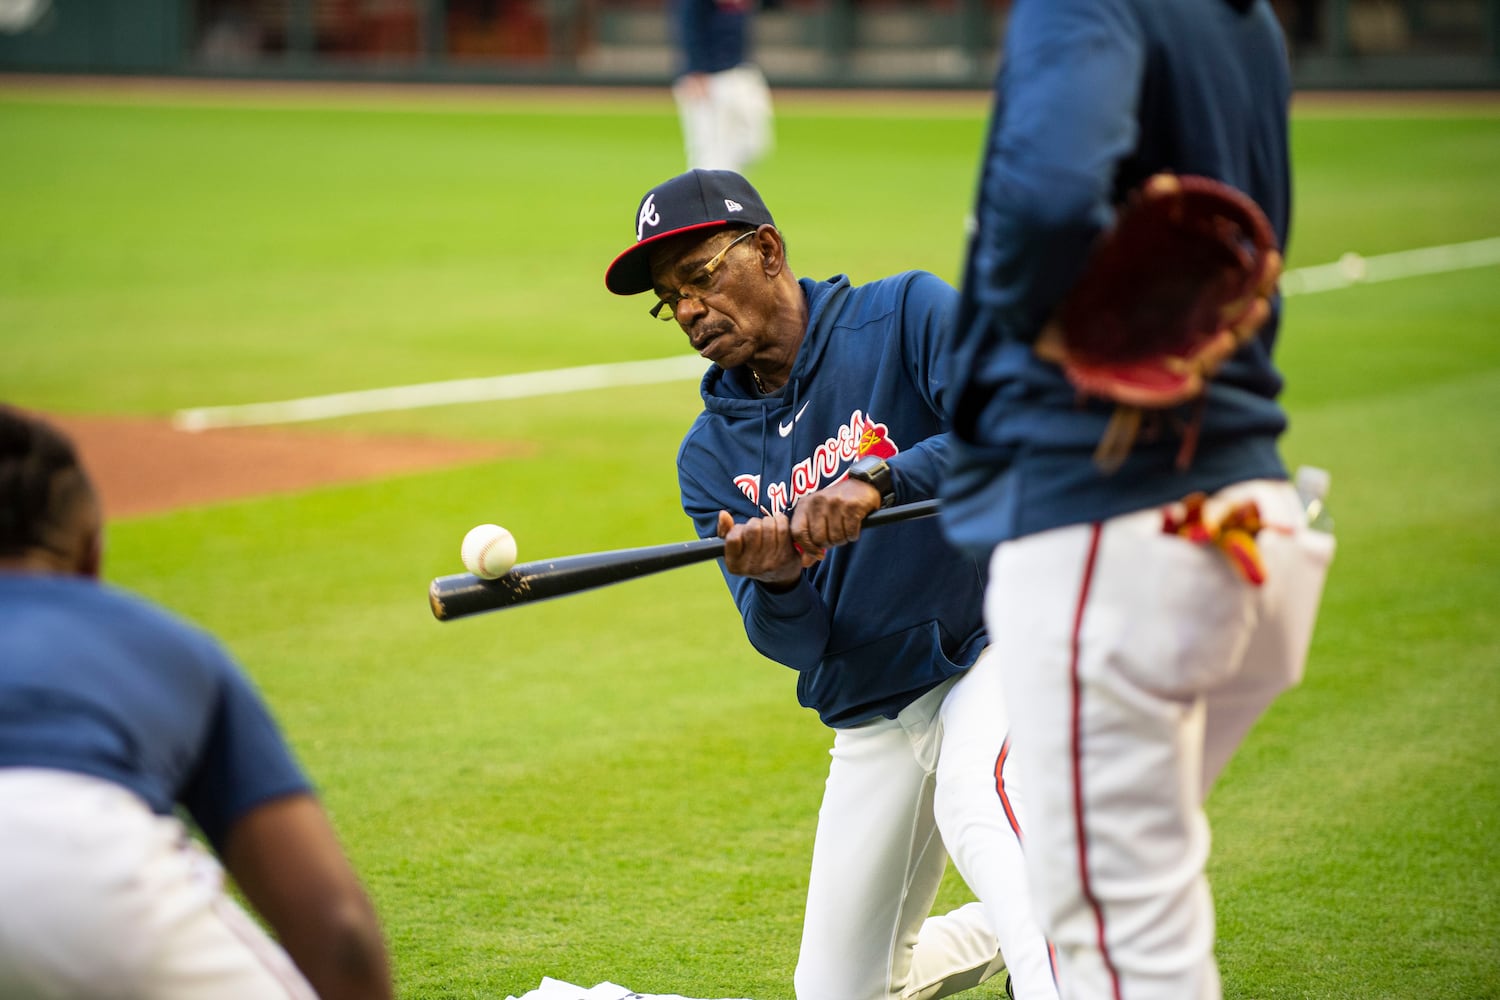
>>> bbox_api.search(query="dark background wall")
[2,0,1497,90]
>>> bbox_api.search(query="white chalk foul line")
[172,355,710,431]
[174,235,1498,430]
[1279,235,1500,296]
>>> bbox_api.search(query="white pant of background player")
[0,769,316,1000]
[672,63,774,174]
[985,479,1335,1000]
[795,648,1059,1000]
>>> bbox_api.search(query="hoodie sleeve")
[964,0,1145,344]
[885,271,961,503]
[680,467,831,672]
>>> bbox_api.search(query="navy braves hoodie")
[678,272,987,729]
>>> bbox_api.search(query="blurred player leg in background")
[674,63,775,172]
[671,0,774,173]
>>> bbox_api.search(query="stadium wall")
[2,0,1497,91]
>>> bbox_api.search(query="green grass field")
[2,81,1498,999]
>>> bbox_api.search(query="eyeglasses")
[650,229,759,321]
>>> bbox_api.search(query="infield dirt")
[49,414,515,519]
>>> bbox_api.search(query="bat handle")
[862,497,941,528]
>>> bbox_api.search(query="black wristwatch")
[846,455,896,508]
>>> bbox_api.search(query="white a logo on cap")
[637,194,661,242]
[725,199,744,212]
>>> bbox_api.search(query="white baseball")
[461,524,517,579]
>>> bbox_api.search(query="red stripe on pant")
[995,737,1023,840]
[1069,523,1123,999]
[995,733,1062,988]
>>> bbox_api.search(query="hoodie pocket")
[801,620,966,727]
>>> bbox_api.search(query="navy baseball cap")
[605,169,776,296]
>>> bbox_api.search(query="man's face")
[647,228,773,370]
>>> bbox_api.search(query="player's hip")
[985,478,1333,698]
[802,618,985,728]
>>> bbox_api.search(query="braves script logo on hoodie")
[733,409,899,515]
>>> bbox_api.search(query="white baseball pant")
[673,63,774,174]
[984,478,1334,1000]
[0,768,317,1000]
[795,649,1059,1000]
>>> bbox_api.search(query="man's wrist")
[757,573,802,594]
[846,455,896,508]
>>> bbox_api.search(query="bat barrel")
[429,537,725,620]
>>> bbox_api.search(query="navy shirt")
[679,272,987,728]
[0,574,312,854]
[674,0,751,76]
[943,0,1293,556]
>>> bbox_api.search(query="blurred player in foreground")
[671,0,774,173]
[0,406,394,1000]
[607,169,1058,1000]
[942,2,1335,997]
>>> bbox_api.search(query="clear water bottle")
[1294,466,1334,534]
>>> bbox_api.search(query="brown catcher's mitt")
[1035,173,1282,471]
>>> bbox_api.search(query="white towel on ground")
[505,978,753,1000]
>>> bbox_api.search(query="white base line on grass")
[174,235,1500,431]
[173,355,711,431]
[1279,235,1500,297]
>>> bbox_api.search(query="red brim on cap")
[603,220,737,296]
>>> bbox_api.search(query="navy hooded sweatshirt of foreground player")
[942,0,1293,558]
[677,271,987,729]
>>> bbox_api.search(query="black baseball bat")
[428,498,941,622]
